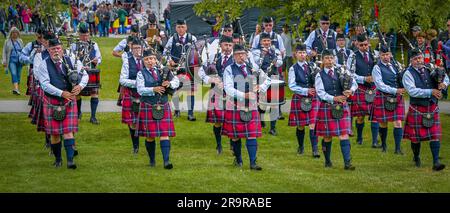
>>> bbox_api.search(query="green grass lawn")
[0,112,449,192]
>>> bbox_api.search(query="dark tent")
[169,1,287,38]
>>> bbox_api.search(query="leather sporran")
[240,108,253,122]
[152,104,164,120]
[131,97,140,113]
[384,96,397,111]
[422,113,434,128]
[300,97,312,112]
[52,105,66,121]
[331,103,344,119]
[365,89,376,103]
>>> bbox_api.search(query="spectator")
[249,24,262,47]
[101,4,111,37]
[21,5,32,34]
[71,3,80,33]
[109,4,117,35]
[96,4,105,36]
[8,4,19,29]
[31,6,42,31]
[438,17,450,43]
[2,27,24,95]
[281,24,294,72]
[0,7,7,38]
[427,29,439,52]
[87,7,96,36]
[117,5,128,34]
[163,5,171,35]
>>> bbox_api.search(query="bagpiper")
[346,34,380,148]
[198,36,234,154]
[163,19,197,121]
[34,38,88,169]
[119,38,144,154]
[315,49,357,170]
[371,44,406,154]
[136,49,180,169]
[222,44,271,170]
[288,44,320,157]
[402,49,448,171]
[71,25,102,124]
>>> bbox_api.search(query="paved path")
[2,99,450,114]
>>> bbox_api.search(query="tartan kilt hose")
[315,101,352,137]
[288,94,319,127]
[371,91,405,123]
[350,84,376,117]
[222,109,262,139]
[136,102,176,138]
[206,89,226,123]
[404,104,442,143]
[43,95,78,135]
[121,87,140,125]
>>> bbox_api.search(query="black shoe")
[53,161,62,168]
[174,110,180,118]
[164,161,173,169]
[357,140,363,145]
[312,150,321,158]
[414,157,421,168]
[325,161,333,168]
[432,163,446,171]
[297,147,304,155]
[187,115,196,121]
[90,117,100,125]
[12,90,20,95]
[216,146,223,155]
[394,149,404,155]
[116,99,122,106]
[149,161,156,167]
[67,161,77,169]
[261,122,266,128]
[372,144,382,149]
[233,159,243,167]
[250,164,262,171]
[269,129,277,136]
[133,148,139,155]
[381,147,387,153]
[278,115,285,120]
[344,163,356,170]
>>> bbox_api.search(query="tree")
[194,0,450,34]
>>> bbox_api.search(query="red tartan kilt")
[222,110,262,139]
[371,91,405,123]
[288,94,319,126]
[121,87,140,125]
[404,104,442,143]
[79,87,99,96]
[136,102,176,138]
[206,90,226,123]
[350,84,376,116]
[177,70,197,92]
[42,95,78,135]
[315,101,352,137]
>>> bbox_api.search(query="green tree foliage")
[194,0,450,33]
